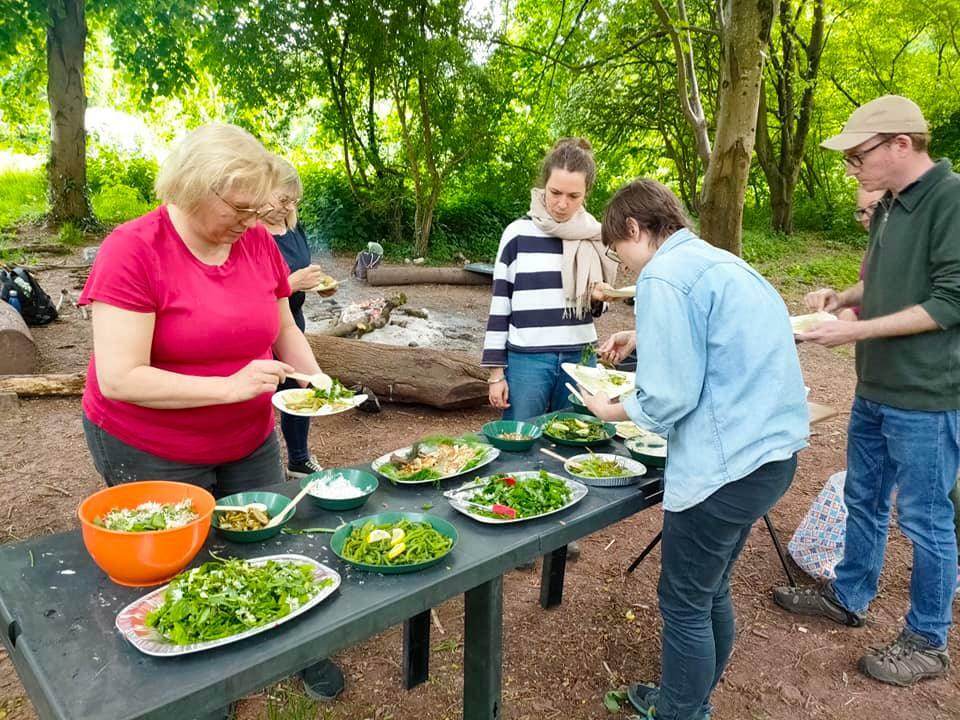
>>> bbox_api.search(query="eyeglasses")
[213,190,273,220]
[277,196,301,208]
[844,138,892,169]
[605,247,622,263]
[853,201,879,223]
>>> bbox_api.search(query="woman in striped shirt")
[481,138,618,420]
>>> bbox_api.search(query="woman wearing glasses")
[79,124,329,500]
[261,156,336,478]
[481,138,618,420]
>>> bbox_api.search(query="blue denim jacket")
[621,229,808,511]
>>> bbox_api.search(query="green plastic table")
[0,434,662,720]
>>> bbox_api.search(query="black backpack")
[0,266,58,326]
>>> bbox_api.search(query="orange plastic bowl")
[78,481,215,587]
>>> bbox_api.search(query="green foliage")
[786,254,863,289]
[91,184,154,224]
[0,167,45,228]
[86,143,158,203]
[57,222,84,246]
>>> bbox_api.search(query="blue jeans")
[502,349,592,421]
[831,396,959,648]
[657,455,797,720]
[278,377,311,466]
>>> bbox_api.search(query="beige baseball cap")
[821,95,928,151]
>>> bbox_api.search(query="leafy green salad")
[568,453,630,478]
[465,471,572,519]
[341,519,453,566]
[377,435,491,482]
[94,500,199,532]
[543,417,611,442]
[145,557,334,645]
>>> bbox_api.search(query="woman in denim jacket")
[582,179,808,720]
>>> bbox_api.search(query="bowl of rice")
[300,469,379,511]
[77,481,214,587]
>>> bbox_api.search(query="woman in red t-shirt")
[79,124,330,498]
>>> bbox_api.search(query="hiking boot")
[772,586,865,627]
[567,540,581,562]
[288,455,324,479]
[859,629,950,686]
[627,683,711,719]
[300,659,345,701]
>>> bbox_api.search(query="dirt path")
[0,248,957,720]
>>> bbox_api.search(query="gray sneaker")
[772,586,866,627]
[859,630,950,686]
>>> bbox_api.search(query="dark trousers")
[656,454,797,720]
[278,377,311,465]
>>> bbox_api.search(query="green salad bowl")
[330,511,458,574]
[540,411,616,447]
[566,392,594,416]
[480,420,543,452]
[212,491,295,543]
[300,468,378,511]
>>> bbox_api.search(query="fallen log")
[366,266,490,287]
[313,292,406,338]
[0,301,39,374]
[0,373,85,396]
[304,334,488,409]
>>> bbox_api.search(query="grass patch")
[785,253,862,289]
[0,168,46,229]
[92,184,154,224]
[264,682,332,720]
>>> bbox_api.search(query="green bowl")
[480,420,543,452]
[566,393,594,416]
[300,469,378,511]
[213,491,295,543]
[540,412,616,447]
[624,435,668,468]
[330,511,458,574]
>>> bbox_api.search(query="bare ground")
[0,244,958,720]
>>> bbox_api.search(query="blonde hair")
[155,124,276,212]
[271,155,304,229]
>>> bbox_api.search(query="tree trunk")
[303,335,488,409]
[0,373,85,396]
[0,303,39,375]
[769,175,795,233]
[698,0,777,255]
[46,0,92,225]
[365,266,489,286]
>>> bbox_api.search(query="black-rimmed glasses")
[844,139,892,169]
[853,201,879,223]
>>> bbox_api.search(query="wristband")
[487,377,506,384]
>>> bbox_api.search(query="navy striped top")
[481,218,597,367]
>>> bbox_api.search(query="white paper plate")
[444,471,588,524]
[272,389,368,417]
[563,452,646,487]
[115,554,340,657]
[790,311,837,335]
[562,362,635,397]
[371,443,500,484]
[615,421,642,439]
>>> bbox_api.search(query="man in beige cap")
[774,95,960,686]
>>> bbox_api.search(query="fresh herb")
[281,526,338,535]
[378,435,491,483]
[465,471,572,519]
[341,519,453,566]
[145,557,334,644]
[578,343,597,366]
[94,500,199,532]
[568,452,630,478]
[603,689,629,713]
[543,417,611,442]
[282,378,355,412]
[421,502,434,511]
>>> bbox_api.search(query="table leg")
[403,610,431,689]
[762,513,798,586]
[539,544,568,608]
[463,576,503,720]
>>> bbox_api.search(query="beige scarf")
[528,188,619,319]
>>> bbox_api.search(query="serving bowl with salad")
[213,491,295,542]
[330,512,458,573]
[444,470,588,524]
[562,451,647,487]
[540,412,616,447]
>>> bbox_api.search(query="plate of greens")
[115,554,340,656]
[562,451,646,487]
[371,435,499,484]
[272,378,367,417]
[541,412,616,447]
[444,470,588,524]
[330,512,458,573]
[561,362,635,397]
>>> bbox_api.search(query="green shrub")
[86,143,158,203]
[57,221,84,245]
[786,254,862,288]
[741,226,804,265]
[92,184,154,224]
[0,167,46,228]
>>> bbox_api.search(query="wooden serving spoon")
[264,479,320,529]
[213,502,268,514]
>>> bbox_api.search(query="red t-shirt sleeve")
[78,224,159,312]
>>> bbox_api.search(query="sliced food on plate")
[445,469,588,523]
[561,362,635,396]
[371,435,499,483]
[272,378,367,416]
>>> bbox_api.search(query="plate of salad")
[115,554,340,656]
[561,362,635,397]
[562,451,646,487]
[444,470,588,524]
[330,512,458,573]
[272,378,367,417]
[371,435,499,484]
[540,412,616,447]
